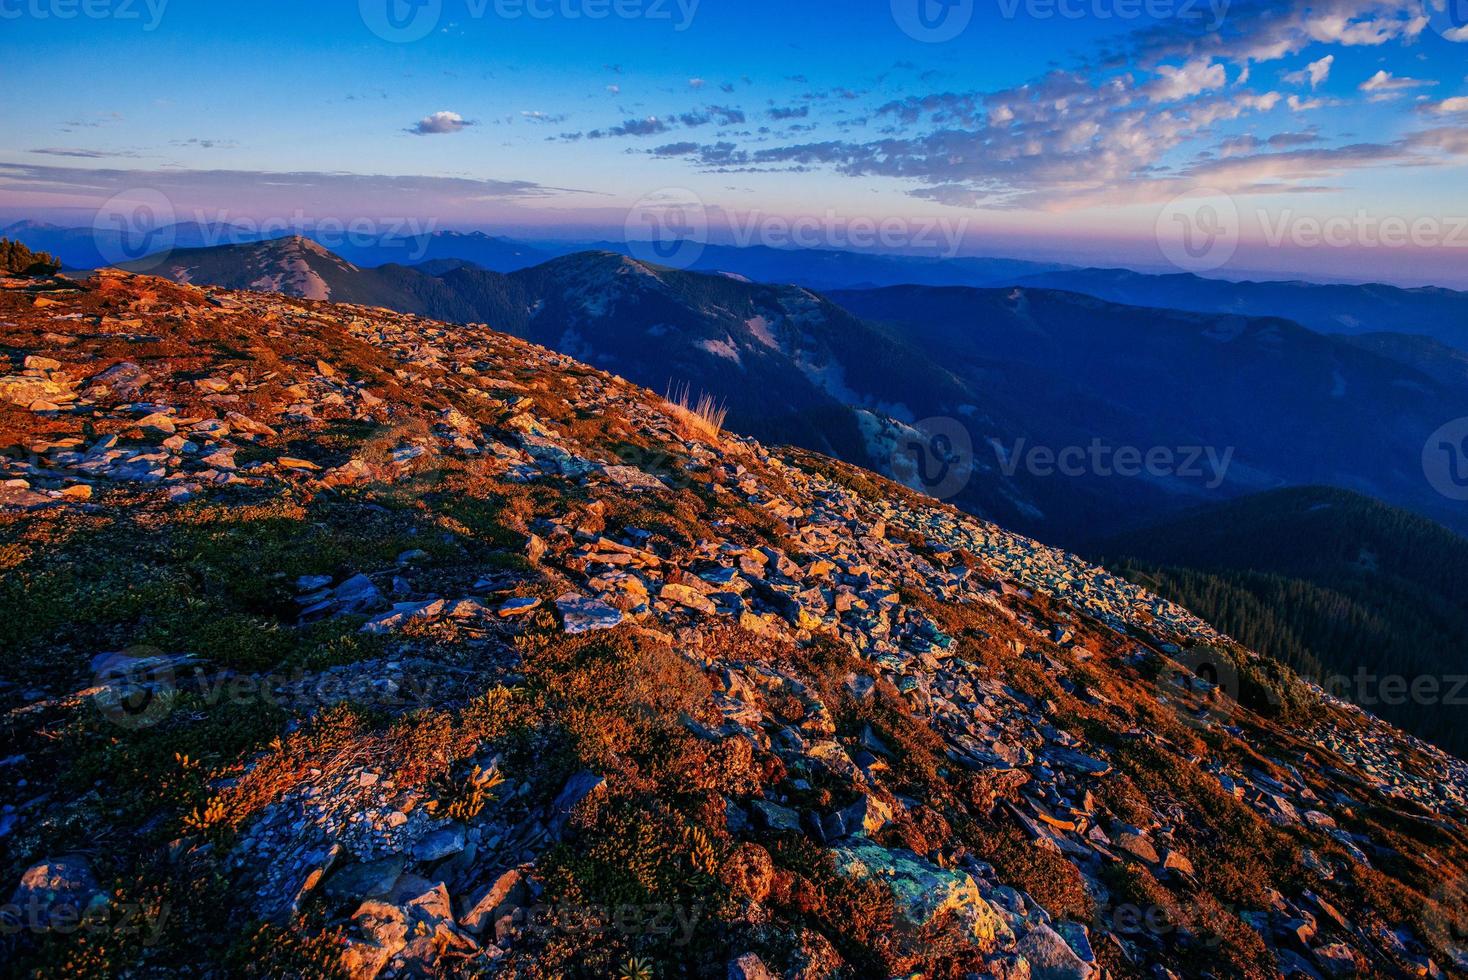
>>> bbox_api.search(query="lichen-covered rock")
[831,839,1008,947]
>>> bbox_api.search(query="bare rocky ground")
[0,269,1465,978]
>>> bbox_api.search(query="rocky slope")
[1,270,1465,978]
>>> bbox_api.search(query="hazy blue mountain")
[1013,266,1468,350]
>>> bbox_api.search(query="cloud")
[1287,94,1329,111]
[1359,70,1436,92]
[408,111,475,135]
[587,117,672,138]
[171,138,239,149]
[1283,55,1334,89]
[652,142,701,157]
[678,106,746,127]
[1218,131,1323,155]
[767,105,811,120]
[688,78,706,89]
[0,163,576,223]
[30,147,142,159]
[1421,96,1468,115]
[1147,59,1228,102]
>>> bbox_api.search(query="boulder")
[459,867,530,938]
[831,839,1007,947]
[720,842,775,903]
[8,855,107,930]
[1017,922,1092,980]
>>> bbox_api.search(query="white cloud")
[1147,59,1227,102]
[1359,70,1436,92]
[1422,96,1468,114]
[408,111,475,135]
[1284,55,1334,89]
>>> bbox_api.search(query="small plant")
[620,956,655,980]
[427,763,506,822]
[183,796,229,833]
[683,825,720,876]
[664,381,728,442]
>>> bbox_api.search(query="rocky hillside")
[1,270,1465,978]
[1094,486,1468,759]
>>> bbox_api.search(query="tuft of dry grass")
[664,381,728,442]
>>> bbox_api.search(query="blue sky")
[3,0,1468,283]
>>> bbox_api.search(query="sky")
[3,0,1468,285]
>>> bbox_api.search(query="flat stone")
[1017,922,1092,980]
[411,824,466,862]
[555,594,623,634]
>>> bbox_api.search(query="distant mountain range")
[1014,266,1468,351]
[1095,486,1468,757]
[112,236,1468,547]
[13,219,1468,349]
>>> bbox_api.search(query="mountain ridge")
[2,269,1467,977]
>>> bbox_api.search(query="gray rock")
[411,824,466,862]
[1017,922,1092,980]
[555,594,624,634]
